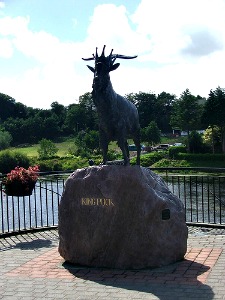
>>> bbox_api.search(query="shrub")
[62,157,89,170]
[73,147,90,158]
[130,152,166,167]
[37,159,63,171]
[75,130,100,157]
[0,150,30,174]
[38,138,59,159]
[36,156,90,171]
[152,158,190,168]
[177,153,225,161]
[106,149,122,161]
[168,146,187,159]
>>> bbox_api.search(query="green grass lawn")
[10,138,76,158]
[8,139,123,159]
[10,145,39,157]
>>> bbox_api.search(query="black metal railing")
[0,172,67,236]
[1,168,225,236]
[152,167,225,226]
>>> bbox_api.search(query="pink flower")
[4,165,40,184]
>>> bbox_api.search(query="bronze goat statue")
[82,45,141,166]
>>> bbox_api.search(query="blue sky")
[1,0,225,108]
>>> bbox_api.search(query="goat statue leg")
[125,140,130,159]
[118,138,130,166]
[99,131,109,165]
[133,134,141,166]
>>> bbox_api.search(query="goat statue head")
[82,45,137,89]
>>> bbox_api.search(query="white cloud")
[81,0,225,99]
[0,16,29,36]
[0,38,13,57]
[85,4,149,55]
[1,0,225,108]
[0,15,87,64]
[132,0,225,62]
[0,15,91,107]
[0,1,5,9]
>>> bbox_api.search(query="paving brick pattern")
[0,227,225,300]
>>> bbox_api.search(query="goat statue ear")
[87,65,95,73]
[110,63,120,72]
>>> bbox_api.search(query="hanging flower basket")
[4,180,36,196]
[2,166,39,197]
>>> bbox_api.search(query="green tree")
[170,89,203,151]
[0,93,16,122]
[0,130,12,150]
[50,101,67,132]
[22,116,44,143]
[14,102,29,119]
[203,126,221,153]
[43,116,61,139]
[127,92,157,128]
[51,101,66,118]
[188,131,205,153]
[144,121,161,145]
[75,130,99,157]
[202,87,225,153]
[0,93,30,122]
[79,92,98,130]
[83,130,99,152]
[155,92,175,133]
[126,91,175,132]
[37,139,59,159]
[65,104,86,133]
[2,118,26,145]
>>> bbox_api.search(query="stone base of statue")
[58,165,188,269]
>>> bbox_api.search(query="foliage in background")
[188,131,209,153]
[176,153,225,162]
[202,87,225,152]
[170,89,204,150]
[74,130,100,157]
[168,146,187,159]
[142,121,161,145]
[37,139,59,159]
[36,156,89,171]
[203,126,221,154]
[2,87,225,156]
[152,158,190,168]
[0,130,12,150]
[0,150,30,174]
[130,152,166,167]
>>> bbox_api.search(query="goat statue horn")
[82,57,95,61]
[101,45,106,57]
[115,54,138,59]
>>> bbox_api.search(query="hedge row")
[177,153,225,161]
[130,152,166,167]
[168,146,187,158]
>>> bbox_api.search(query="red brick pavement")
[6,246,222,285]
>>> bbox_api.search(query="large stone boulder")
[58,165,188,269]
